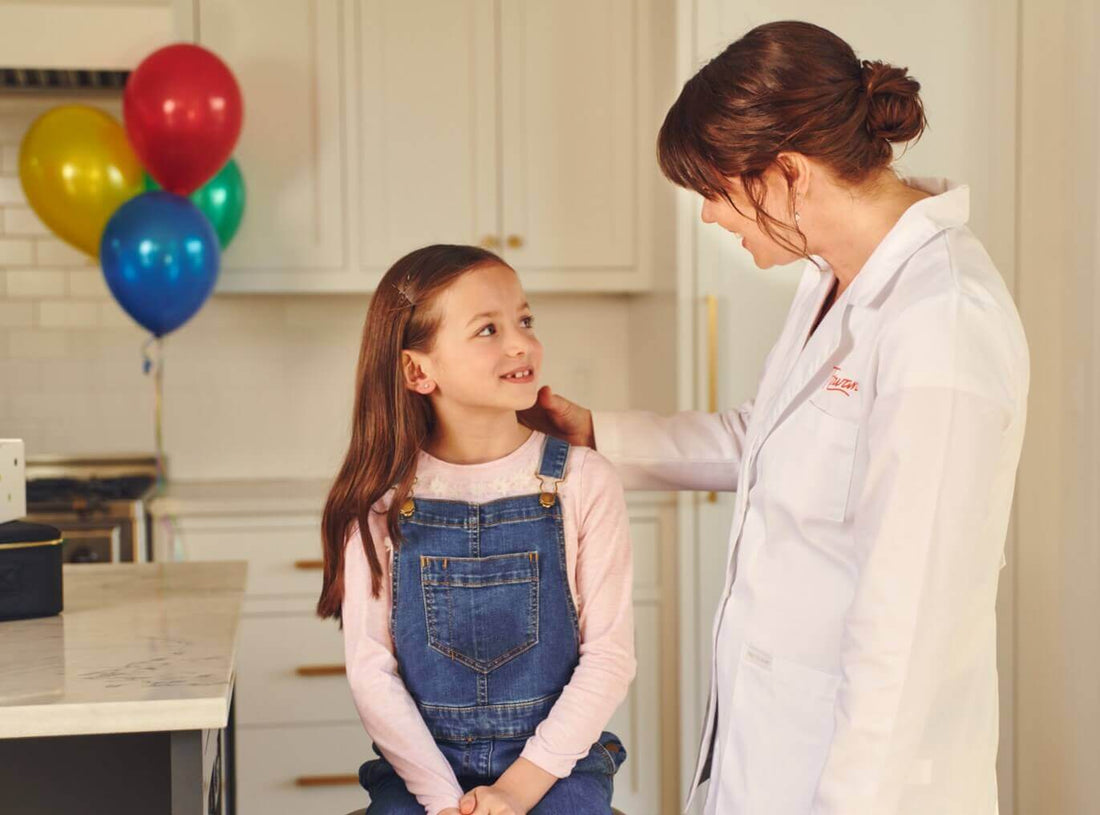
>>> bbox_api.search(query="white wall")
[1015,0,1100,812]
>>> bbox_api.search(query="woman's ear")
[401,350,436,395]
[776,152,813,204]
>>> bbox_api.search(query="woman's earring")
[794,211,802,223]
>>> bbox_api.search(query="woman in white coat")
[522,20,1028,815]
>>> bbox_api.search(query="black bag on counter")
[0,520,63,621]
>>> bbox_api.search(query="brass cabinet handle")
[706,295,719,504]
[506,234,524,249]
[294,774,359,787]
[294,559,323,570]
[295,664,346,677]
[480,234,501,249]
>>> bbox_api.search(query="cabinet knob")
[296,664,346,677]
[294,774,360,787]
[506,234,524,249]
[480,234,501,249]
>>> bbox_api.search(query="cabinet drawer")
[236,722,372,815]
[175,515,322,597]
[237,613,357,727]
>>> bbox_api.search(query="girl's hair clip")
[393,271,415,306]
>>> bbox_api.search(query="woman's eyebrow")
[465,302,530,327]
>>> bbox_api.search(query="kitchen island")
[0,561,247,815]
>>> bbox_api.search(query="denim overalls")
[360,436,626,813]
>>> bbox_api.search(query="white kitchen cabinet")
[499,0,639,284]
[184,0,655,292]
[196,0,348,276]
[355,0,498,272]
[155,487,679,814]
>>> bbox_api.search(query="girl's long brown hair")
[657,20,927,257]
[317,244,504,620]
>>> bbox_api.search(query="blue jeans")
[361,732,626,814]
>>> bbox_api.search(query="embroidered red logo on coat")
[826,366,860,396]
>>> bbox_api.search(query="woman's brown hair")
[658,20,927,256]
[317,244,505,620]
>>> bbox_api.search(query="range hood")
[0,1,178,90]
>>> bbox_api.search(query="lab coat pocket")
[767,398,860,523]
[730,644,840,815]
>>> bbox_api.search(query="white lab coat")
[593,179,1028,815]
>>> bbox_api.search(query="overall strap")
[537,435,570,481]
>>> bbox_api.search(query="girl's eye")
[476,324,496,337]
[521,315,534,328]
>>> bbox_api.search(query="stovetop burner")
[27,475,156,505]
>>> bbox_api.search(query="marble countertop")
[0,561,246,739]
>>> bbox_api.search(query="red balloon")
[124,44,243,196]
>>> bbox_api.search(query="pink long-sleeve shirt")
[341,430,636,814]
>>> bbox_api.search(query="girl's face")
[406,263,542,412]
[699,172,803,268]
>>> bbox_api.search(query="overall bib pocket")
[421,551,540,673]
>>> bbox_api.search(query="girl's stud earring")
[794,211,802,223]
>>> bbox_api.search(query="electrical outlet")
[0,440,26,524]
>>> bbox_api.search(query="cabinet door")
[499,0,638,282]
[355,0,497,273]
[198,0,346,275]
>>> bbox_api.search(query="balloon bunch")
[18,43,245,338]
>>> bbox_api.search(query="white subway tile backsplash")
[35,237,92,268]
[68,269,110,299]
[8,329,67,359]
[38,301,100,329]
[4,207,50,237]
[0,301,34,328]
[5,269,66,298]
[99,300,135,329]
[0,177,24,206]
[0,115,32,142]
[1,145,18,175]
[0,237,34,265]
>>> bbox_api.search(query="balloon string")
[143,336,181,560]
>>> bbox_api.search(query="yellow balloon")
[19,105,143,257]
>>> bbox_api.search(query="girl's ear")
[401,350,436,395]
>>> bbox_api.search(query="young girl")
[317,244,635,815]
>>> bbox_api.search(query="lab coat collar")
[744,179,968,461]
[845,177,969,308]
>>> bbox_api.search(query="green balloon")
[143,158,245,249]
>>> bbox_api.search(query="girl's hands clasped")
[458,784,526,815]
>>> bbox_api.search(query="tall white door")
[681,1,1019,810]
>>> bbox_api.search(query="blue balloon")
[100,191,220,337]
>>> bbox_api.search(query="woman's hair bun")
[860,59,926,144]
